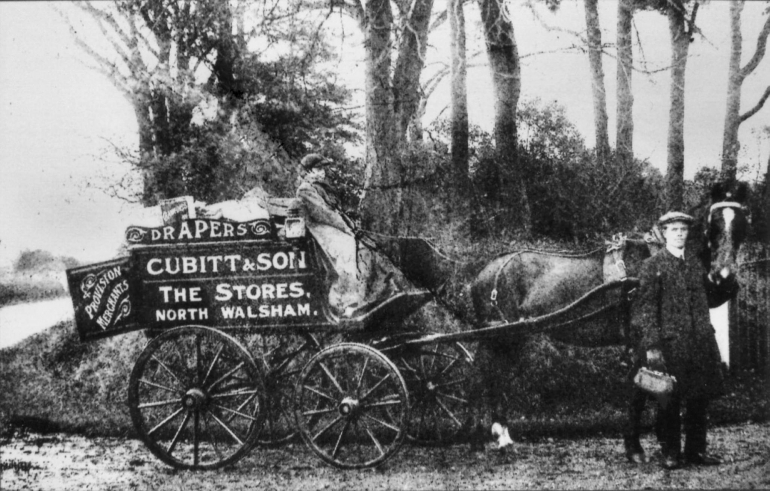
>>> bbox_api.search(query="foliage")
[13,250,56,272]
[71,0,359,205]
[423,99,665,242]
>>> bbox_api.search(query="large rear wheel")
[128,326,265,470]
[294,343,409,469]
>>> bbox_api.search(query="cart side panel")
[66,257,141,342]
[130,238,336,332]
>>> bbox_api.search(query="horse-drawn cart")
[66,214,638,470]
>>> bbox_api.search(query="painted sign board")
[67,257,139,342]
[126,219,334,331]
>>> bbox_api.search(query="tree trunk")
[583,0,610,166]
[616,0,634,170]
[360,0,402,236]
[721,1,770,184]
[721,0,744,183]
[478,0,531,233]
[393,0,434,142]
[449,0,470,190]
[666,3,692,211]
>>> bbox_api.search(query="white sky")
[0,1,768,266]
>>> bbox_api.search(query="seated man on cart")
[196,153,417,320]
[293,153,415,319]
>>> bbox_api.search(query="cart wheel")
[128,326,265,470]
[239,334,322,446]
[294,343,409,469]
[396,342,474,445]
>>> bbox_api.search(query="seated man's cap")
[658,211,694,227]
[300,153,333,171]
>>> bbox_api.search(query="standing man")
[630,211,725,470]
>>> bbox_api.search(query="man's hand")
[646,349,666,372]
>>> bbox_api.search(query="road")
[0,297,73,349]
[1,423,768,491]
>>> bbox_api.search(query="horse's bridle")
[707,201,746,225]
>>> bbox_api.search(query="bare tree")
[616,0,634,171]
[584,0,610,166]
[665,0,699,211]
[478,0,532,233]
[721,0,770,183]
[449,0,470,189]
[341,0,436,236]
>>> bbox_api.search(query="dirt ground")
[1,422,768,490]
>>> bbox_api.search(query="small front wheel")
[128,326,265,470]
[294,343,409,469]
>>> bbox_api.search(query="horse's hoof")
[494,425,514,450]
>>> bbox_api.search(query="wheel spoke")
[195,334,202,382]
[319,362,344,394]
[148,407,185,436]
[362,413,400,433]
[312,414,345,442]
[439,356,460,376]
[209,411,245,445]
[212,404,259,422]
[435,398,463,426]
[151,355,182,386]
[193,410,200,467]
[138,398,182,409]
[359,373,392,402]
[355,357,370,393]
[433,377,469,389]
[207,361,246,391]
[364,399,402,408]
[203,411,226,462]
[202,343,225,386]
[302,384,337,403]
[210,388,258,399]
[166,410,191,456]
[301,407,337,417]
[331,420,351,459]
[363,424,385,457]
[139,378,179,394]
[436,391,468,404]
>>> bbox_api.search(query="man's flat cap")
[300,153,333,171]
[658,211,694,226]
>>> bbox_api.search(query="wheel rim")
[239,334,321,446]
[294,343,409,469]
[128,326,264,470]
[396,342,473,445]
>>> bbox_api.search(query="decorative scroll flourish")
[251,221,271,236]
[125,227,149,243]
[113,298,132,326]
[80,274,96,299]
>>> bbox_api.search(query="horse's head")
[704,182,749,286]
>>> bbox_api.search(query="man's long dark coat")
[630,249,724,400]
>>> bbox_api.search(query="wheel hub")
[339,396,360,416]
[182,388,208,410]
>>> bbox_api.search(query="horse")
[393,181,749,451]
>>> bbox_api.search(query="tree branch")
[740,85,770,122]
[739,11,770,79]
